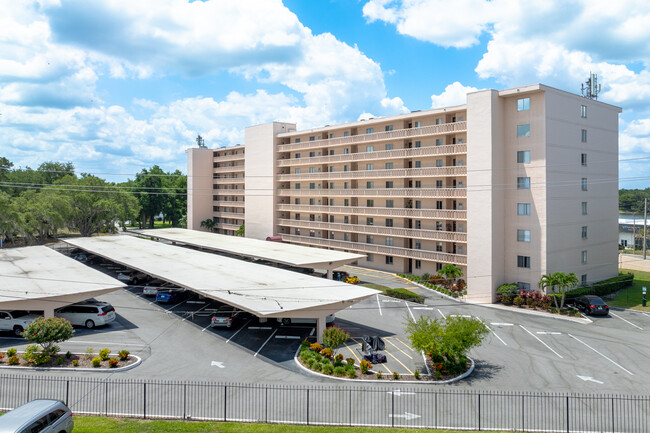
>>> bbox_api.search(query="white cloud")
[430,82,479,108]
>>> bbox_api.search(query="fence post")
[143,383,147,419]
[105,381,108,415]
[611,397,614,433]
[521,394,525,432]
[566,395,569,433]
[65,380,69,407]
[265,386,268,423]
[391,390,395,428]
[306,388,310,425]
[223,385,227,422]
[478,393,481,431]
[183,383,187,420]
[27,378,30,403]
[349,389,352,426]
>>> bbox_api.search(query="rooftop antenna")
[196,134,206,148]
[581,72,601,100]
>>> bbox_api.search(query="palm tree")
[557,272,579,309]
[200,218,215,232]
[235,224,245,237]
[539,272,578,309]
[438,264,463,280]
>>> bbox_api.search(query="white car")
[0,311,40,337]
[278,314,335,325]
[55,301,116,329]
[142,286,159,296]
[0,399,74,433]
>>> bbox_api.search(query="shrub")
[322,326,350,349]
[310,342,322,352]
[65,351,72,359]
[22,317,73,357]
[22,344,50,366]
[345,357,355,366]
[0,352,4,360]
[392,371,400,380]
[550,307,559,314]
[8,356,19,366]
[72,360,79,367]
[300,350,313,362]
[108,358,119,368]
[346,367,357,378]
[85,348,95,360]
[91,357,101,368]
[333,366,346,377]
[376,370,383,379]
[344,276,360,284]
[99,348,110,361]
[500,295,513,305]
[435,370,442,380]
[7,348,17,357]
[301,339,310,348]
[334,353,343,362]
[414,369,420,380]
[320,347,333,358]
[312,362,322,372]
[322,363,334,375]
[333,359,344,368]
[313,354,323,363]
[56,357,63,366]
[118,350,130,361]
[321,357,331,365]
[360,359,372,374]
[513,296,525,307]
[384,288,425,304]
[305,358,315,368]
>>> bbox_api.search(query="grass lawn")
[608,268,650,312]
[71,416,510,433]
[361,283,424,303]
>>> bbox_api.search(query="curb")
[478,303,593,324]
[0,354,142,373]
[294,353,474,385]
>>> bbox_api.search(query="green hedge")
[398,274,466,298]
[564,273,634,299]
[384,288,425,304]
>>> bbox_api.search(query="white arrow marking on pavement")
[537,331,562,335]
[491,323,514,326]
[211,361,225,368]
[577,375,604,384]
[389,412,421,420]
[388,390,416,397]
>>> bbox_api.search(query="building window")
[309,183,315,190]
[581,274,587,285]
[415,140,421,148]
[295,139,301,144]
[436,180,443,188]
[344,199,349,206]
[386,200,394,208]
[329,199,334,206]
[344,148,349,154]
[309,214,315,221]
[415,181,421,188]
[517,177,531,189]
[517,124,531,137]
[309,198,315,205]
[517,255,531,268]
[366,163,374,170]
[295,198,300,204]
[435,159,443,167]
[517,282,531,290]
[415,161,422,168]
[294,213,300,220]
[386,256,394,265]
[581,153,587,166]
[416,200,422,209]
[582,202,588,215]
[385,125,393,131]
[435,138,443,146]
[295,229,300,235]
[309,151,316,157]
[436,201,443,209]
[581,129,587,143]
[414,121,421,127]
[366,181,374,189]
[309,167,315,173]
[436,222,443,231]
[329,133,334,139]
[386,219,394,227]
[295,183,301,190]
[582,226,588,239]
[366,253,373,262]
[343,233,349,241]
[386,181,394,188]
[309,136,315,141]
[329,182,334,189]
[415,220,421,229]
[581,105,587,118]
[366,145,374,152]
[329,166,334,172]
[344,215,349,223]
[344,182,349,189]
[517,97,530,111]
[415,260,421,270]
[581,250,588,264]
[386,143,393,150]
[517,229,531,242]
[366,235,374,244]
[385,162,394,169]
[329,215,334,222]
[367,199,374,207]
[344,131,349,137]
[415,240,421,249]
[517,203,531,215]
[344,165,349,172]
[436,263,443,271]
[295,153,301,159]
[366,128,374,134]
[436,242,443,252]
[385,237,394,246]
[366,217,374,226]
[295,168,301,174]
[517,151,531,163]
[581,178,588,191]
[329,149,334,155]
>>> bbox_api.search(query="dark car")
[210,306,250,328]
[574,295,609,315]
[156,289,189,303]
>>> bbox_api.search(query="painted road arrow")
[387,389,416,397]
[211,361,225,368]
[389,412,421,420]
[577,375,603,384]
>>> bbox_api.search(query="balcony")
[215,223,241,231]
[277,122,467,152]
[214,189,245,196]
[277,219,466,242]
[277,144,467,167]
[213,153,245,163]
[214,200,245,207]
[277,187,466,198]
[213,211,245,219]
[278,166,466,181]
[213,177,245,184]
[214,165,245,173]
[276,203,466,220]
[281,234,466,265]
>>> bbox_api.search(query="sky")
[1,0,649,187]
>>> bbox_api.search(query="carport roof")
[136,228,365,269]
[62,235,379,318]
[0,246,125,309]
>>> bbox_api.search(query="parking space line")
[568,334,633,376]
[384,349,413,375]
[183,302,211,321]
[404,301,415,320]
[166,299,189,312]
[201,322,213,332]
[225,318,253,343]
[376,294,383,316]
[344,342,361,363]
[254,329,278,357]
[480,320,507,346]
[392,337,416,352]
[642,312,650,318]
[610,312,644,330]
[384,338,413,360]
[66,340,148,347]
[519,325,563,359]
[437,309,446,319]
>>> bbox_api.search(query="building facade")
[187,84,621,302]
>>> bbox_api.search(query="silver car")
[0,399,73,433]
[55,301,116,329]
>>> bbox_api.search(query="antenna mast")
[196,134,206,148]
[581,72,601,100]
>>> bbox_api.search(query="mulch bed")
[0,352,137,369]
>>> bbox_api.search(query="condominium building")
[187,84,621,302]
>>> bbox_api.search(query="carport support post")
[327,268,333,279]
[316,316,326,344]
[43,307,55,318]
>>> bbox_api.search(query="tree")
[162,170,187,227]
[38,161,74,184]
[0,191,24,244]
[22,317,74,356]
[539,271,579,309]
[0,157,13,181]
[14,190,68,242]
[200,218,215,232]
[438,264,463,280]
[134,166,166,228]
[322,326,350,349]
[235,224,245,237]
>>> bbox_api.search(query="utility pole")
[644,197,648,260]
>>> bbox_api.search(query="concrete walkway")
[619,254,650,272]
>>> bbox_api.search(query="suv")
[0,399,73,433]
[55,301,116,329]
[0,311,40,337]
[210,306,250,328]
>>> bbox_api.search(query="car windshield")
[9,311,29,318]
[101,306,115,313]
[590,298,606,305]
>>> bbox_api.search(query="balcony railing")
[213,211,245,219]
[215,223,241,231]
[214,200,245,207]
[214,165,245,173]
[277,219,466,242]
[276,204,466,220]
[277,122,467,152]
[213,189,245,195]
[278,166,466,181]
[281,235,467,265]
[213,177,245,184]
[213,153,245,163]
[277,187,466,198]
[276,144,467,167]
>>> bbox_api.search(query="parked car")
[573,295,610,316]
[117,271,148,284]
[55,301,116,329]
[0,310,40,337]
[0,399,73,433]
[210,306,250,328]
[156,289,189,303]
[279,314,335,326]
[142,285,160,297]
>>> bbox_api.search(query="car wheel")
[13,326,24,337]
[281,318,291,325]
[85,320,96,329]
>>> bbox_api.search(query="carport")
[0,246,126,317]
[136,228,365,279]
[62,235,379,342]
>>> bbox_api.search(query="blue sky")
[1,0,649,187]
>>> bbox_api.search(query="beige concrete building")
[187,84,621,302]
